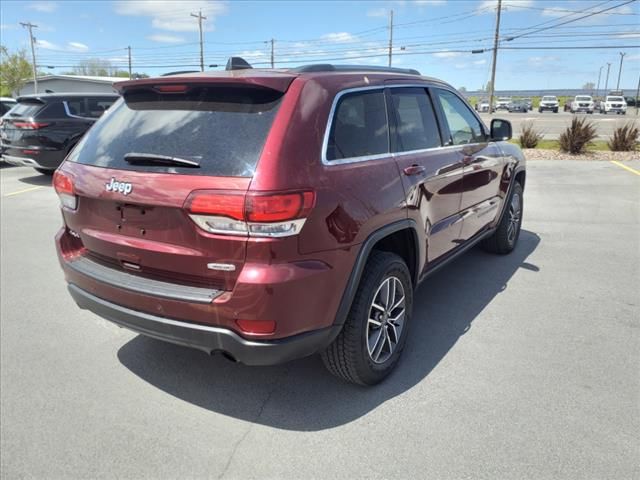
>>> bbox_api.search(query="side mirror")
[490,118,512,141]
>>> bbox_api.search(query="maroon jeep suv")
[55,61,525,385]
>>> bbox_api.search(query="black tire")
[321,251,413,386]
[34,168,54,175]
[481,182,523,255]
[554,109,558,113]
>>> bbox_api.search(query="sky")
[1,0,639,91]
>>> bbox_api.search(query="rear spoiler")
[115,72,297,95]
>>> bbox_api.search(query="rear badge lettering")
[106,178,133,195]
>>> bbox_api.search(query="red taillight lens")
[246,191,315,222]
[13,122,49,130]
[53,170,77,210]
[185,190,315,237]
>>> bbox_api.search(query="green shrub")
[519,121,543,148]
[559,117,598,154]
[608,123,639,151]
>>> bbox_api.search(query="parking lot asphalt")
[1,160,639,479]
[479,109,640,139]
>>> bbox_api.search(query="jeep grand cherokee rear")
[56,65,525,385]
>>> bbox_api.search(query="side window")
[38,102,66,119]
[326,90,388,161]
[435,89,485,145]
[64,99,88,118]
[390,88,441,152]
[86,97,116,118]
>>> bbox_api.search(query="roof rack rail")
[292,64,421,76]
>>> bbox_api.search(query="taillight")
[184,190,315,238]
[53,170,77,210]
[13,122,50,130]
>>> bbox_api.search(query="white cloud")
[528,55,559,66]
[1,24,17,30]
[473,59,487,65]
[433,50,462,58]
[321,32,356,43]
[147,34,185,43]
[35,39,61,50]
[114,1,227,32]
[67,42,89,52]
[616,32,640,39]
[414,0,446,5]
[27,1,58,12]
[367,8,388,17]
[476,0,533,14]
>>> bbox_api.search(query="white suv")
[602,96,627,115]
[570,96,594,114]
[538,96,559,113]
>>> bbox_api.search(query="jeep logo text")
[106,178,133,195]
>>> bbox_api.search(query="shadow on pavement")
[118,230,541,431]
[18,173,54,186]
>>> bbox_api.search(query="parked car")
[496,96,512,110]
[0,97,16,116]
[475,97,492,113]
[0,93,118,174]
[624,96,636,107]
[508,100,529,113]
[521,98,532,110]
[602,95,627,115]
[570,95,595,114]
[538,95,559,113]
[54,61,526,385]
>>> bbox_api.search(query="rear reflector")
[53,170,77,210]
[184,190,315,238]
[13,122,50,130]
[236,319,276,335]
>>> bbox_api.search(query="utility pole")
[270,39,275,68]
[635,74,639,117]
[127,46,132,79]
[616,52,626,91]
[388,9,394,67]
[191,10,207,72]
[488,0,502,116]
[596,65,603,98]
[20,22,38,93]
[604,62,611,94]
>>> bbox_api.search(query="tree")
[0,46,33,96]
[459,86,467,93]
[582,82,595,90]
[72,58,118,76]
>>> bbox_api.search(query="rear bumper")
[1,147,64,170]
[68,283,341,365]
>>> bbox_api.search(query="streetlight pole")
[616,52,626,91]
[603,62,611,95]
[488,0,503,116]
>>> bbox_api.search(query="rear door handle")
[403,165,426,176]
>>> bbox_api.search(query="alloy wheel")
[366,276,406,364]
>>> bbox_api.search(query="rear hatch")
[0,98,47,148]
[58,76,292,291]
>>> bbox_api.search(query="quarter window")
[435,89,485,145]
[390,88,441,152]
[326,90,388,161]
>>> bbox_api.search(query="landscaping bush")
[608,123,639,151]
[559,117,598,154]
[518,121,543,148]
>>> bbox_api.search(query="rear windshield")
[67,85,283,177]
[576,96,592,101]
[8,101,44,118]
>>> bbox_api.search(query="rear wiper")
[124,152,200,168]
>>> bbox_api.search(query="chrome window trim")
[321,83,486,166]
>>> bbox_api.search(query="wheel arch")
[332,220,421,327]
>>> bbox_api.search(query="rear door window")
[326,90,389,161]
[433,89,486,145]
[389,88,441,152]
[67,86,283,177]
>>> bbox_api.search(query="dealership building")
[16,75,122,96]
